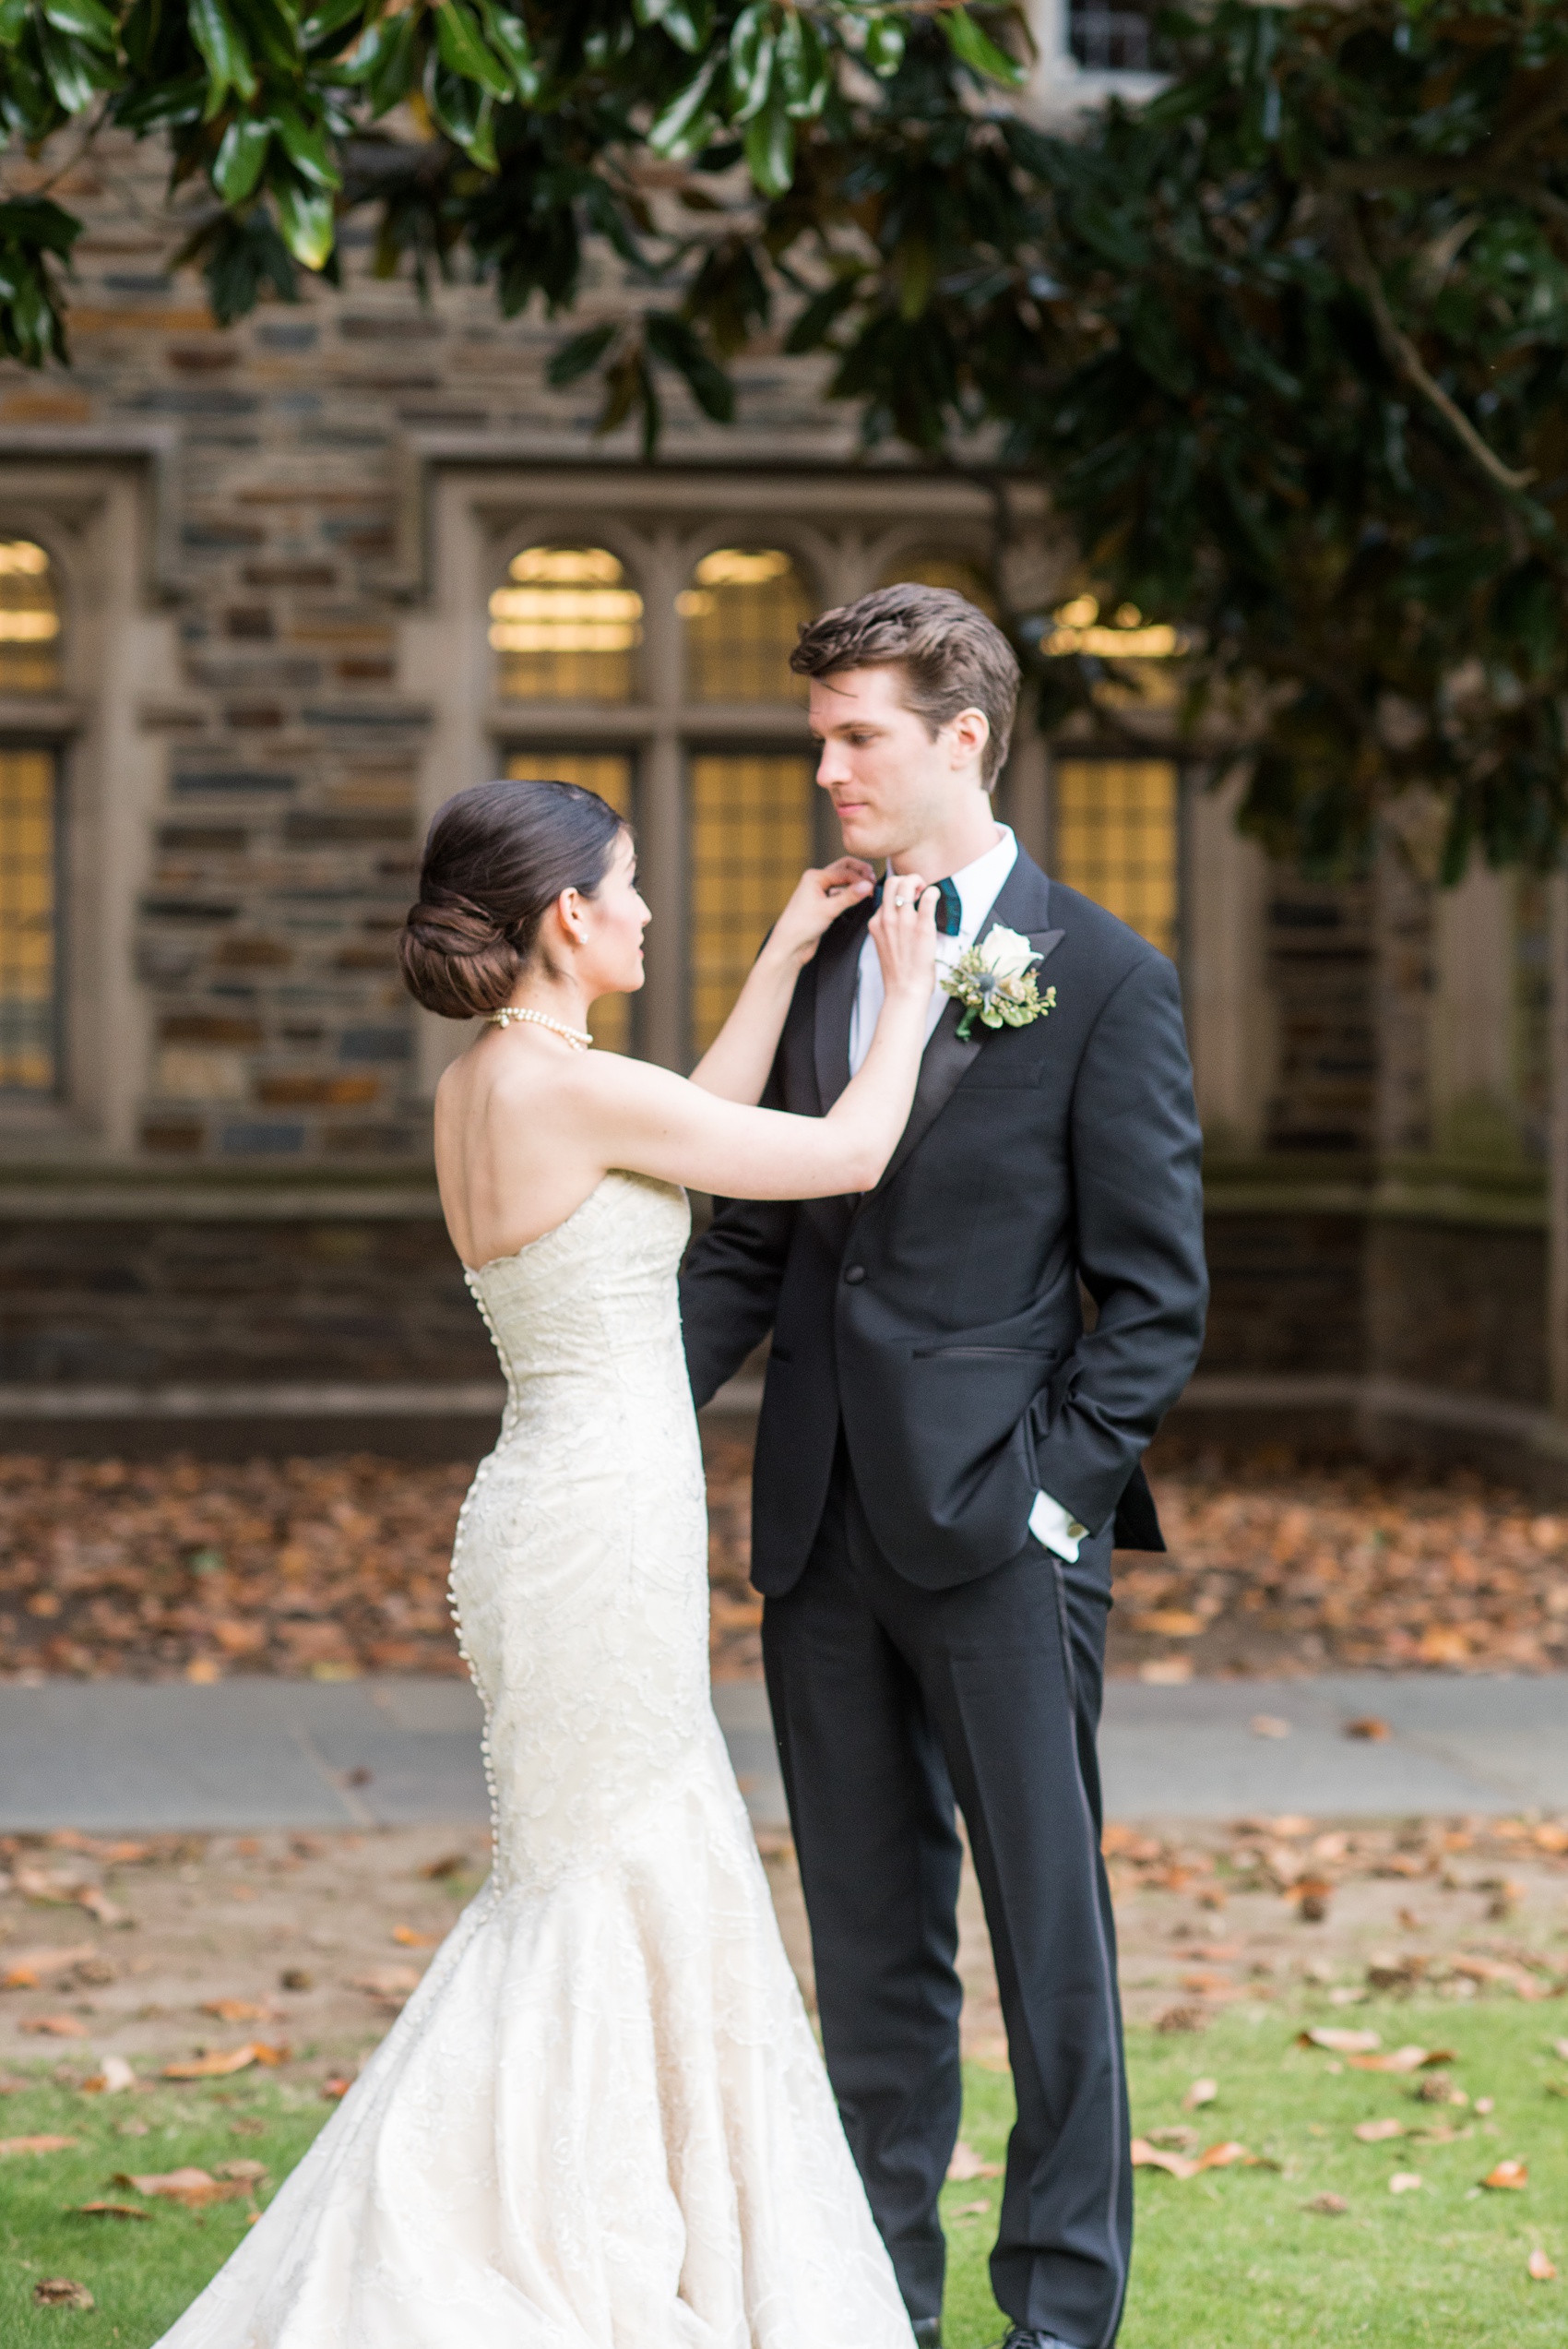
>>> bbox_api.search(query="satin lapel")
[813,902,871,1114]
[868,850,1060,1198]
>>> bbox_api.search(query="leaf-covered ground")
[0,1809,1564,2341]
[1,2005,1562,2346]
[0,1439,1565,1687]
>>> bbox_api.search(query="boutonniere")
[941,925,1057,1042]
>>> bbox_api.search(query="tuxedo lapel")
[868,851,1062,1198]
[813,902,870,1113]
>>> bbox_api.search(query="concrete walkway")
[1,1672,1565,1833]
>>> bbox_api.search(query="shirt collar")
[947,824,1018,946]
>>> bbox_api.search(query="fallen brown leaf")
[0,1946,96,1990]
[1481,2159,1528,2190]
[1388,2172,1423,2194]
[1305,2192,1348,2215]
[1354,2117,1406,2141]
[33,2280,93,2309]
[72,2201,151,2221]
[161,2042,288,2081]
[1131,2137,1196,2180]
[389,1926,439,1950]
[0,2135,77,2156]
[1348,2047,1455,2075]
[1528,2248,1558,2282]
[20,2015,89,2039]
[199,1999,277,2024]
[1344,1717,1390,1741]
[320,2076,351,2100]
[419,1852,469,1880]
[1182,2078,1218,2112]
[214,2159,267,2183]
[1194,2140,1253,2171]
[115,2167,252,2208]
[945,2140,1002,2182]
[348,1966,421,2002]
[1301,2028,1381,2054]
[1249,1714,1291,1739]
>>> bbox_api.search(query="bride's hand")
[766,857,876,965]
[867,874,939,1003]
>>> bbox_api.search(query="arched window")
[689,755,816,1054]
[491,545,643,702]
[874,551,999,619]
[679,546,811,703]
[0,538,60,694]
[0,543,62,1093]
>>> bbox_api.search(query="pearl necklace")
[485,1006,593,1049]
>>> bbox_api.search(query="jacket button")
[843,1264,866,1285]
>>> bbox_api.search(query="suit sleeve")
[1028,948,1207,1538]
[678,1052,797,1411]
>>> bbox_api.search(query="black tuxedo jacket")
[679,848,1208,1594]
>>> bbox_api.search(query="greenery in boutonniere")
[942,927,1056,1043]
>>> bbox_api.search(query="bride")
[157,775,938,2349]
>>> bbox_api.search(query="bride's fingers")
[819,855,874,897]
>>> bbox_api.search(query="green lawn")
[1,2002,1563,2346]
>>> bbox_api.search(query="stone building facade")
[0,14,1562,1484]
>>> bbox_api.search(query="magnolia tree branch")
[1337,202,1536,496]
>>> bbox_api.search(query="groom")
[680,586,1207,2349]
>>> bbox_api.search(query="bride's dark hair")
[398,778,626,1020]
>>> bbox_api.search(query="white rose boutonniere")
[941,925,1057,1042]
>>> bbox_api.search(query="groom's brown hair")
[790,583,1020,788]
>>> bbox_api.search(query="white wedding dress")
[158,1172,916,2349]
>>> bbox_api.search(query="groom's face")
[808,665,985,861]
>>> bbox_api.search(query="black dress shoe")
[997,2329,1082,2349]
[910,2321,942,2349]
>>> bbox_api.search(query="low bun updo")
[398,778,626,1020]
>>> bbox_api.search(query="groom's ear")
[942,706,990,774]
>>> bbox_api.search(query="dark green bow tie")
[870,874,963,937]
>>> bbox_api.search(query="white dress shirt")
[846,825,1088,1567]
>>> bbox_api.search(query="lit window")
[1051,760,1178,958]
[503,753,636,1053]
[875,553,999,617]
[492,546,642,702]
[0,539,61,695]
[679,547,812,703]
[0,748,60,1092]
[688,754,815,1052]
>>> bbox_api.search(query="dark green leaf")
[188,0,257,108]
[940,8,1022,89]
[861,16,905,78]
[646,308,733,420]
[39,0,118,54]
[647,52,719,157]
[473,0,538,98]
[212,112,271,203]
[301,0,366,48]
[548,320,618,387]
[742,78,792,197]
[729,1,774,122]
[273,102,340,190]
[273,177,335,269]
[433,0,512,102]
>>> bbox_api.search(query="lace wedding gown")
[158,1172,916,2349]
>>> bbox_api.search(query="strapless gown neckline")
[154,1169,916,2349]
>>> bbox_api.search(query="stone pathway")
[1,1672,1566,1833]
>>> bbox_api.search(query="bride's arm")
[687,856,873,1104]
[583,883,935,1199]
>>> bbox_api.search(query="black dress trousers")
[762,1438,1132,2349]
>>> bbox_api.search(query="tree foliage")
[5,1,1568,869]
